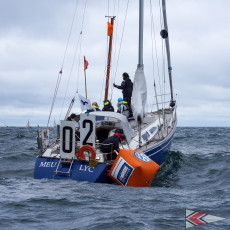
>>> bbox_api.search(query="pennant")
[84,57,88,70]
[78,94,94,111]
[186,209,225,228]
[107,21,113,36]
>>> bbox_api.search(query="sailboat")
[26,120,31,128]
[34,0,177,187]
[53,120,57,129]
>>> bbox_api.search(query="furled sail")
[131,67,147,122]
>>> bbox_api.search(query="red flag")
[107,21,113,36]
[84,56,88,70]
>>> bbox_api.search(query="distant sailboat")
[26,120,31,128]
[53,120,57,128]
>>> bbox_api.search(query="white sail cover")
[131,67,147,121]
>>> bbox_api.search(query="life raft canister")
[108,149,160,187]
[77,145,96,161]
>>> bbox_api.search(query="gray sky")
[0,0,229,127]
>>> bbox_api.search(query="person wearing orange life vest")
[117,97,129,118]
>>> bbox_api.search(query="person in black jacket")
[100,129,126,160]
[113,72,133,117]
[102,100,114,112]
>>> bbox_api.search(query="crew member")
[66,113,80,141]
[92,102,101,111]
[117,98,129,118]
[100,129,126,160]
[113,72,133,117]
[102,100,114,112]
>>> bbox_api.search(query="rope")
[149,0,161,112]
[77,32,83,93]
[110,0,130,100]
[59,33,82,121]
[47,70,62,127]
[61,0,79,69]
[110,0,120,101]
[46,0,79,127]
[65,97,75,120]
[76,0,88,94]
[59,1,81,120]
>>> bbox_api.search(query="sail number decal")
[60,120,76,159]
[62,126,73,153]
[82,120,93,146]
[80,114,95,148]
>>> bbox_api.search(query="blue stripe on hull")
[34,158,113,184]
[143,131,174,166]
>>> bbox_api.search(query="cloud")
[0,0,229,126]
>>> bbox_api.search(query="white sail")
[131,67,147,122]
[26,120,30,128]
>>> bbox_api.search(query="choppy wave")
[0,127,229,229]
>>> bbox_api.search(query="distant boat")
[26,120,31,128]
[53,120,57,128]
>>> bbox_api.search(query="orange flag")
[84,56,88,70]
[107,22,113,36]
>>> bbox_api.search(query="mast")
[161,0,175,107]
[138,0,144,68]
[137,0,144,147]
[104,16,115,101]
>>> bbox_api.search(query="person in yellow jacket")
[117,98,129,118]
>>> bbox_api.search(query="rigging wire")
[149,0,163,129]
[77,32,83,94]
[46,0,79,127]
[149,0,161,111]
[76,0,88,94]
[47,70,62,127]
[110,0,130,101]
[110,0,119,101]
[158,0,165,111]
[59,32,82,121]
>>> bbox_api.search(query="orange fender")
[108,149,160,187]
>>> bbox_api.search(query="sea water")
[0,127,229,229]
